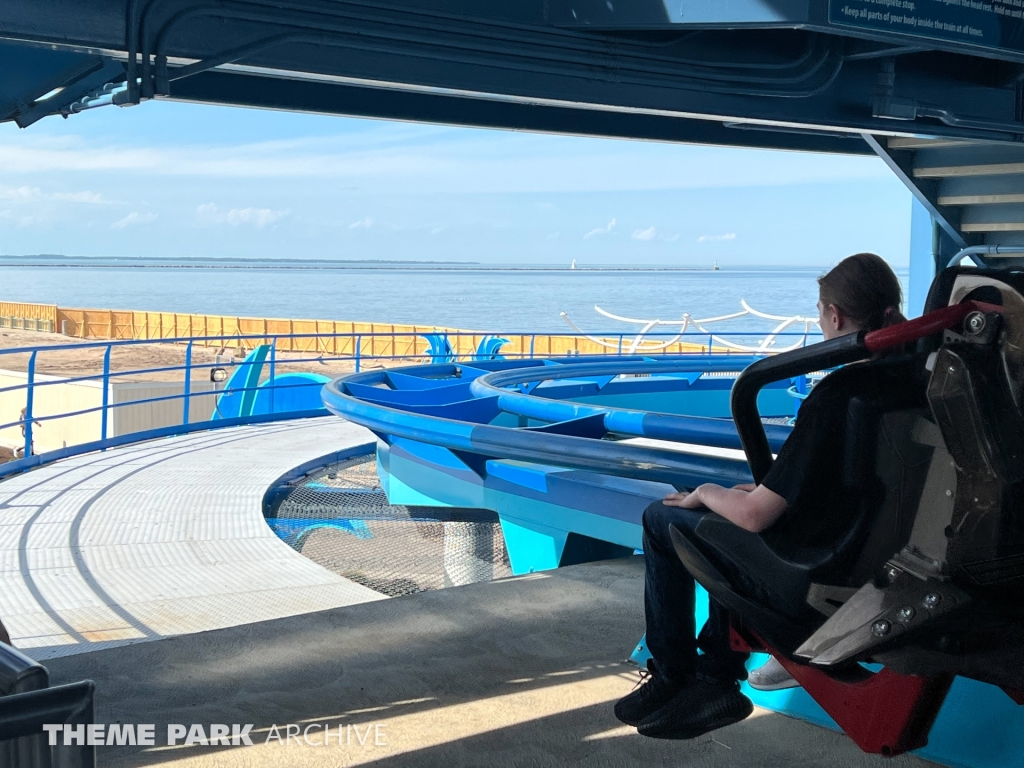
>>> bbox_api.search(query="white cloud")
[0,135,438,180]
[0,106,909,265]
[349,217,374,229]
[197,203,288,228]
[0,210,45,228]
[0,185,106,204]
[53,190,106,204]
[584,218,616,239]
[110,212,158,229]
[0,123,893,197]
[0,186,43,202]
[196,203,219,222]
[227,207,287,228]
[631,226,656,241]
[697,233,737,242]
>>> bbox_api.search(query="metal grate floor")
[265,455,512,597]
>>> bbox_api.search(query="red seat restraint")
[863,299,1002,354]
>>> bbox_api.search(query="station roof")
[1,0,1022,152]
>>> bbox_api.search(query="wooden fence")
[0,301,57,332]
[1,302,722,358]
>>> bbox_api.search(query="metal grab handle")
[730,333,868,483]
[731,300,1002,483]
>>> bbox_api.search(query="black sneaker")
[636,677,753,740]
[613,661,688,727]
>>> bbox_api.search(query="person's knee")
[642,500,667,534]
[642,500,676,548]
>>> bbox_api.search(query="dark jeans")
[643,501,750,684]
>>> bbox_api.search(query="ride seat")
[671,355,933,651]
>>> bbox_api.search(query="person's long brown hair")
[818,253,906,331]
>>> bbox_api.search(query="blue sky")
[0,100,913,267]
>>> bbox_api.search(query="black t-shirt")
[759,370,854,557]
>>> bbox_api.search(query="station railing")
[0,329,822,480]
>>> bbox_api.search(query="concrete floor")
[45,557,939,768]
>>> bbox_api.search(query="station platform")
[44,556,940,768]
[0,418,383,659]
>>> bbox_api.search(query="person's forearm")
[665,482,787,531]
[691,484,763,531]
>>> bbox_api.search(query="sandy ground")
[0,329,415,382]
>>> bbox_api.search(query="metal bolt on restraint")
[923,593,942,609]
[898,606,916,622]
[946,490,953,497]
[966,312,986,334]
[949,366,956,373]
[872,620,892,637]
[887,566,901,582]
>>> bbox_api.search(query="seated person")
[615,252,906,739]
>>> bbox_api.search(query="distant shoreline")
[0,260,722,272]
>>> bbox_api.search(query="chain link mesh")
[266,454,512,597]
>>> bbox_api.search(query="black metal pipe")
[142,0,844,100]
[0,681,94,764]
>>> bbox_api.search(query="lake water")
[0,262,908,336]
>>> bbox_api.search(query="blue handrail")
[0,328,822,479]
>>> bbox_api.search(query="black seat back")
[689,355,933,627]
[783,356,932,586]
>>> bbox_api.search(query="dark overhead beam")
[167,70,874,155]
[0,1,1021,146]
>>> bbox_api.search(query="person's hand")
[732,483,756,493]
[663,487,706,509]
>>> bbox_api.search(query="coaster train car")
[671,266,1024,756]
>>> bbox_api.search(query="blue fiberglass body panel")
[382,440,485,508]
[570,386,794,419]
[251,373,330,416]
[345,380,474,406]
[486,464,673,531]
[548,373,790,415]
[213,345,270,420]
[380,435,695,563]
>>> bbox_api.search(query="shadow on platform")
[45,557,937,767]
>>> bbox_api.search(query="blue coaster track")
[322,354,797,574]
